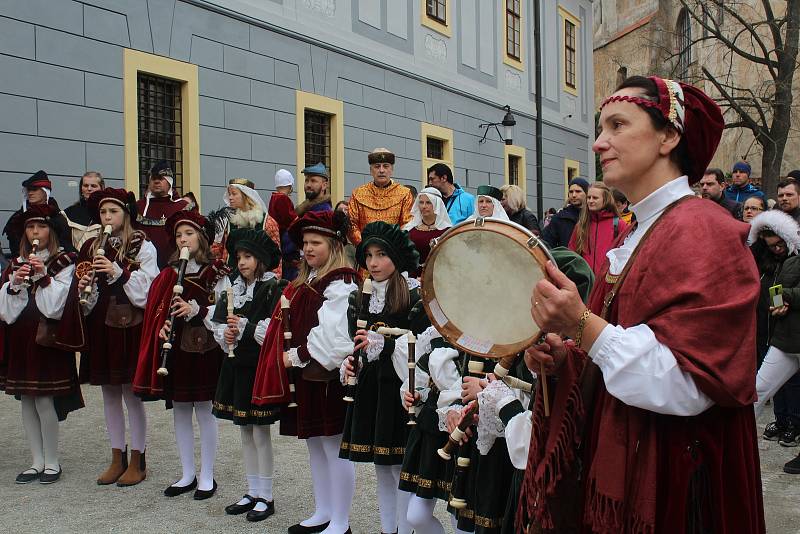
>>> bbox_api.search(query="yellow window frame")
[421,122,454,189]
[123,49,201,208]
[504,144,527,195]
[503,0,524,71]
[558,6,580,96]
[421,0,452,37]
[564,159,580,201]
[295,91,345,204]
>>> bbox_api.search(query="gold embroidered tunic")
[347,181,413,245]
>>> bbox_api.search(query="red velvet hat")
[12,204,74,252]
[166,210,215,244]
[600,76,723,184]
[288,210,348,247]
[87,188,138,222]
[22,170,52,190]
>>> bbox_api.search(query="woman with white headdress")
[466,185,510,222]
[210,178,282,277]
[403,187,452,278]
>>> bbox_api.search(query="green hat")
[356,221,420,274]
[226,228,281,272]
[550,246,594,303]
[476,185,502,201]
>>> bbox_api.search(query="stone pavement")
[0,387,797,533]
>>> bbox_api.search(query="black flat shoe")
[39,466,61,484]
[225,494,257,515]
[287,521,330,534]
[193,479,217,500]
[164,477,197,497]
[15,468,41,484]
[246,498,275,522]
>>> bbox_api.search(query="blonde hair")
[168,225,213,265]
[500,184,526,212]
[292,234,349,288]
[92,207,135,261]
[228,186,257,212]
[20,223,59,258]
[573,182,620,255]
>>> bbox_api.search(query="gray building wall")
[0,0,593,252]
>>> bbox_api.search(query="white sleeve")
[121,241,159,308]
[35,264,75,319]
[399,347,431,404]
[306,279,358,370]
[203,304,228,350]
[254,318,270,346]
[589,324,715,416]
[505,409,532,470]
[0,282,28,323]
[390,334,409,383]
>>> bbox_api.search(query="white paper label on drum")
[428,298,449,327]
[457,333,493,355]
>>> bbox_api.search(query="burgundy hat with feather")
[87,188,138,222]
[288,210,348,247]
[166,210,215,245]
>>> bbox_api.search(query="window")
[676,9,692,80]
[564,159,580,201]
[420,122,454,189]
[505,145,526,193]
[295,91,344,203]
[123,49,200,208]
[304,110,331,170]
[559,7,580,96]
[137,74,183,200]
[421,0,451,37]
[426,0,446,24]
[503,0,523,70]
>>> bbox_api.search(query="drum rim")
[421,216,551,358]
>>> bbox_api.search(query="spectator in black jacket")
[541,177,588,248]
[701,168,741,219]
[500,184,540,235]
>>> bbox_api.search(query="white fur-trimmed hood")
[748,209,800,254]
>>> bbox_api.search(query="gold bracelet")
[575,309,591,347]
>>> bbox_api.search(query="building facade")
[0,0,594,249]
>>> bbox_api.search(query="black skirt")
[213,358,280,426]
[339,357,408,465]
[399,394,453,500]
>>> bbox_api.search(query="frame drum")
[421,217,553,358]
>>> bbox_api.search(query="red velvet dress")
[136,196,188,269]
[408,227,447,278]
[133,259,229,402]
[77,232,149,385]
[0,252,84,419]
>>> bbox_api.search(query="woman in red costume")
[518,76,765,533]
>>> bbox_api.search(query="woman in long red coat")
[568,182,628,276]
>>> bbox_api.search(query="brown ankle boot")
[97,448,128,485]
[117,450,146,487]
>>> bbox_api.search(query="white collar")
[629,176,693,226]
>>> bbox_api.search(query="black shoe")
[287,521,330,534]
[246,499,275,522]
[784,454,800,474]
[193,479,217,500]
[779,425,800,447]
[225,494,257,515]
[15,468,41,484]
[164,477,197,497]
[763,421,785,441]
[39,466,61,484]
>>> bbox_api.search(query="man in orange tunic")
[347,148,413,245]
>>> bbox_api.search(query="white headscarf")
[224,183,268,213]
[403,187,452,231]
[466,194,510,221]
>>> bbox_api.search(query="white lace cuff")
[365,330,385,362]
[288,347,308,368]
[106,262,123,285]
[185,299,201,320]
[339,357,350,385]
[415,325,440,358]
[30,270,46,282]
[80,283,100,313]
[476,380,516,455]
[436,404,461,433]
[236,317,248,341]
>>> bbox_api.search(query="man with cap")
[135,160,189,268]
[295,162,333,216]
[268,169,300,280]
[541,177,588,248]
[427,162,475,225]
[348,148,414,245]
[725,161,765,203]
[3,170,61,257]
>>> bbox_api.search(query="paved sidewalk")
[0,387,797,532]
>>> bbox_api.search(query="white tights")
[755,346,800,418]
[406,495,444,534]
[172,401,217,491]
[304,435,355,534]
[450,514,470,534]
[239,425,274,511]
[375,464,412,534]
[20,395,60,472]
[101,384,147,451]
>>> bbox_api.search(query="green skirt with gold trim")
[213,358,280,425]
[339,358,408,465]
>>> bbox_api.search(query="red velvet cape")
[518,197,765,534]
[132,267,177,397]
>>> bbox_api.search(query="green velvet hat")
[549,246,595,303]
[356,221,420,274]
[226,228,281,272]
[476,185,503,201]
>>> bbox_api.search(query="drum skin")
[421,218,550,358]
